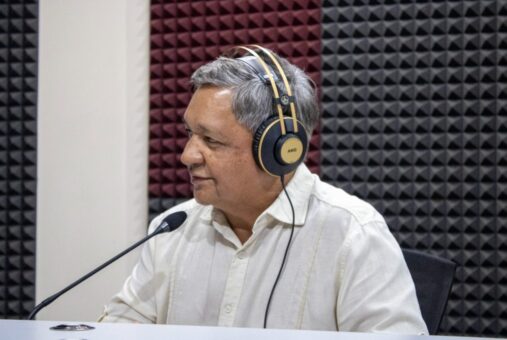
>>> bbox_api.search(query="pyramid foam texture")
[0,1,38,319]
[322,0,507,336]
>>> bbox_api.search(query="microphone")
[27,211,187,320]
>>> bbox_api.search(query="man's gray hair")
[190,50,319,137]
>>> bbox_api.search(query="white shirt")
[99,165,428,334]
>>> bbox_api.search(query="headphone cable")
[263,175,296,328]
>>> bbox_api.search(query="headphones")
[232,45,308,177]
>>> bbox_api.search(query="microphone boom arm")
[28,220,173,320]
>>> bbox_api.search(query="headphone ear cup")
[252,116,308,177]
[252,117,272,169]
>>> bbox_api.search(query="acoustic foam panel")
[0,1,38,319]
[148,0,321,221]
[321,0,507,336]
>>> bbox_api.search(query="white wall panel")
[37,0,149,321]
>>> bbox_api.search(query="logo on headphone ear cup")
[252,116,308,177]
[277,135,304,165]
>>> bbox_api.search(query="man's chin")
[193,192,213,206]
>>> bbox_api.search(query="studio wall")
[148,0,507,337]
[320,0,507,336]
[0,1,37,319]
[35,0,151,321]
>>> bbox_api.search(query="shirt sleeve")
[336,219,429,335]
[98,226,159,323]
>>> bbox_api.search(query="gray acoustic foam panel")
[0,2,38,319]
[321,0,506,337]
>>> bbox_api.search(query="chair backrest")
[402,248,456,335]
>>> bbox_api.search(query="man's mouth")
[190,175,212,184]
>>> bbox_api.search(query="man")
[99,46,428,334]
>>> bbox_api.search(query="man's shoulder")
[311,178,385,227]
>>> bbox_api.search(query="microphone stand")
[28,222,171,320]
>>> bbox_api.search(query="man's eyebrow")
[182,118,226,138]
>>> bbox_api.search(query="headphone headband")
[235,46,287,135]
[249,45,298,133]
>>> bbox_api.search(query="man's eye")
[185,128,193,137]
[204,136,219,144]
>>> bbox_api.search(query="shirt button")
[237,252,245,259]
[224,304,233,313]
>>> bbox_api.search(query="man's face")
[181,86,275,213]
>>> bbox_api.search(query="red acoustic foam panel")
[149,0,321,199]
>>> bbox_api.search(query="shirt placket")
[218,248,249,326]
[213,214,269,327]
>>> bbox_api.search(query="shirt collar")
[198,164,316,226]
[199,204,213,222]
[263,164,315,226]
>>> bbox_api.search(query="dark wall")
[321,0,507,337]
[149,0,507,337]
[0,1,38,319]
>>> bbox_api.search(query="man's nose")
[181,136,204,167]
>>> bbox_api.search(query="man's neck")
[220,172,295,244]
